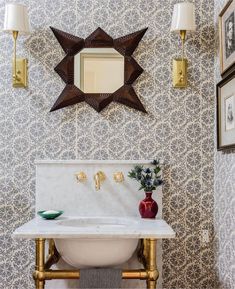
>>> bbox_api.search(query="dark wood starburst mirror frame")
[50,26,148,113]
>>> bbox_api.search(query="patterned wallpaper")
[0,0,218,289]
[214,1,235,289]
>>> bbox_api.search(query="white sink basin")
[13,216,175,268]
[58,217,135,228]
[55,217,139,268]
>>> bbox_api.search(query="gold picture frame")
[219,0,235,75]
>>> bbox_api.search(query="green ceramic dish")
[37,210,63,220]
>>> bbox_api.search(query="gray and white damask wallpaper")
[0,0,231,288]
[214,1,235,289]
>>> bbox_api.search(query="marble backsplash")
[36,160,162,217]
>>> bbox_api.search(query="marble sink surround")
[13,216,175,239]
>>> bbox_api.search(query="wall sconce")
[3,3,30,88]
[171,2,196,88]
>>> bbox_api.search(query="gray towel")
[79,268,122,289]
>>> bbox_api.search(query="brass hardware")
[94,171,106,190]
[138,238,158,287]
[12,31,28,88]
[173,58,188,88]
[173,29,188,88]
[12,58,28,87]
[180,30,186,58]
[137,239,149,268]
[13,31,19,82]
[75,171,87,183]
[33,238,158,289]
[146,239,158,289]
[45,239,60,270]
[113,172,124,183]
[35,238,45,289]
[34,269,149,280]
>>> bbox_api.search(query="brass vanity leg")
[146,239,158,289]
[45,239,60,270]
[32,238,158,288]
[35,238,45,289]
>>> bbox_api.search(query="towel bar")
[33,238,159,289]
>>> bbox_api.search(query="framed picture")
[217,69,235,150]
[219,0,235,75]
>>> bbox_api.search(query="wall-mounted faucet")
[94,171,106,190]
[75,170,125,188]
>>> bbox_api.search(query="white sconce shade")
[4,3,30,34]
[171,2,196,32]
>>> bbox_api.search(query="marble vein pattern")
[0,0,217,289]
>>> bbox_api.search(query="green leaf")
[154,167,161,175]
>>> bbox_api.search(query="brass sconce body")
[172,30,188,88]
[12,31,28,88]
[173,58,187,87]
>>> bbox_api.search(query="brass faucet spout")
[94,171,106,191]
[94,173,100,190]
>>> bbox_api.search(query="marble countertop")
[13,216,175,239]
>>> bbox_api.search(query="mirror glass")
[74,48,124,93]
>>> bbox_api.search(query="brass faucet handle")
[75,172,87,183]
[113,172,124,183]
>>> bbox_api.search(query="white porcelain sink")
[13,216,175,268]
[55,217,139,268]
[58,217,135,228]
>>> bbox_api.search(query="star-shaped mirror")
[50,26,148,113]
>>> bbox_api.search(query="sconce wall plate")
[12,58,28,88]
[50,26,148,113]
[172,58,187,88]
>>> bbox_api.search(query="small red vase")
[139,191,158,219]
